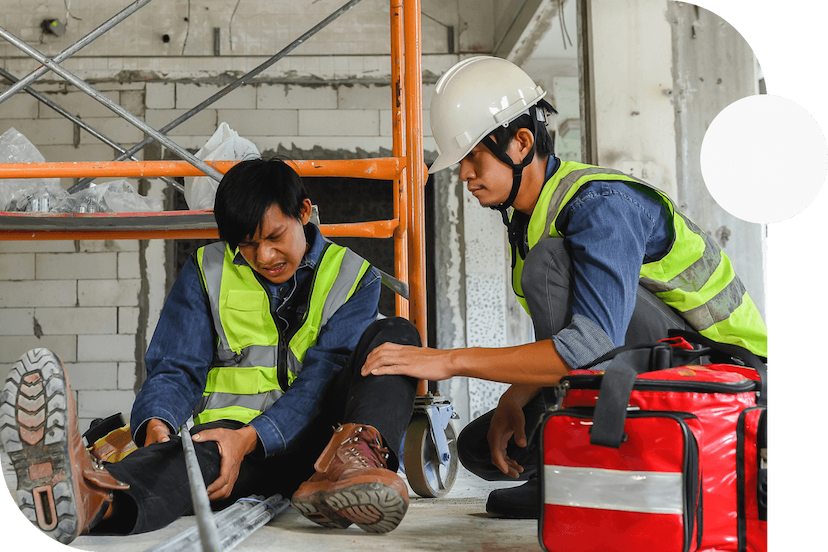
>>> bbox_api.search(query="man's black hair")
[213,157,310,250]
[488,107,555,159]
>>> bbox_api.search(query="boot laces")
[340,427,390,469]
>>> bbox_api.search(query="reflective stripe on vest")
[193,240,370,425]
[511,160,767,358]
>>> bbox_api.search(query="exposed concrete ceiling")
[493,0,575,65]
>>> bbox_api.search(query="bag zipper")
[263,280,291,393]
[561,374,756,394]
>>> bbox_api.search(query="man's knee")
[456,411,496,478]
[363,316,422,348]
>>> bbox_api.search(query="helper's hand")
[193,426,259,501]
[487,393,528,479]
[362,343,454,381]
[144,418,172,446]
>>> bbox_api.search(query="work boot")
[0,348,129,544]
[84,413,138,464]
[292,423,409,533]
[485,475,540,519]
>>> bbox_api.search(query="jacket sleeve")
[130,255,217,445]
[552,181,670,368]
[247,267,381,457]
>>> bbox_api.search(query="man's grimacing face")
[237,198,312,285]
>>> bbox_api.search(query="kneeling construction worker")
[1,157,419,544]
[363,56,767,519]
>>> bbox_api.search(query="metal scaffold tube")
[0,67,185,193]
[0,0,155,105]
[403,0,428,347]
[0,23,224,183]
[71,0,366,193]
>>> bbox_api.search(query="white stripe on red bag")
[545,465,684,514]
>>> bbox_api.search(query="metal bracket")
[413,394,456,468]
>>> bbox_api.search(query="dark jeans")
[97,317,420,535]
[457,238,695,481]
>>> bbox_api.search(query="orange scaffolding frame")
[0,0,465,499]
[0,0,428,360]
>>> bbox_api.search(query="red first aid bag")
[539,331,767,552]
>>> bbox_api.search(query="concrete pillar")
[585,0,679,197]
[431,165,534,425]
[667,2,765,315]
[582,0,765,316]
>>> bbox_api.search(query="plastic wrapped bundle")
[0,127,67,212]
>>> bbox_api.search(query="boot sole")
[324,481,408,534]
[0,348,80,544]
[291,492,353,530]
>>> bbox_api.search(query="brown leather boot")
[85,413,138,464]
[292,423,409,533]
[0,348,129,544]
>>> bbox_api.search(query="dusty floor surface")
[2,441,541,552]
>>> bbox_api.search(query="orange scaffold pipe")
[0,159,405,241]
[0,159,402,180]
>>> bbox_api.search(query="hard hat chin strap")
[479,102,551,262]
[479,135,535,213]
[479,102,549,214]
[478,135,534,264]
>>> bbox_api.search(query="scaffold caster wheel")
[403,414,458,498]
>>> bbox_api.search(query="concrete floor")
[2,444,540,552]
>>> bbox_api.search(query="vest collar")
[544,155,562,182]
[506,156,562,265]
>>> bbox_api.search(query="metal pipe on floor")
[147,494,290,552]
[217,495,291,552]
[180,425,222,552]
[148,501,248,552]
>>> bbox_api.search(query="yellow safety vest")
[193,241,371,425]
[511,161,767,358]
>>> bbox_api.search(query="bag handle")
[667,330,766,406]
[589,330,767,448]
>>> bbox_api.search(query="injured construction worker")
[362,56,768,519]
[1,157,419,545]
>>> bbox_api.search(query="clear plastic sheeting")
[0,127,67,212]
[0,127,162,214]
[52,180,162,214]
[185,122,259,210]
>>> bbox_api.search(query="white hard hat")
[428,56,548,174]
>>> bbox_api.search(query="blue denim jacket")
[543,158,674,369]
[130,223,380,456]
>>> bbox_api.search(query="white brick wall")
[258,85,338,110]
[36,252,118,280]
[0,245,141,429]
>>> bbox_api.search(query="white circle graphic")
[700,94,828,223]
